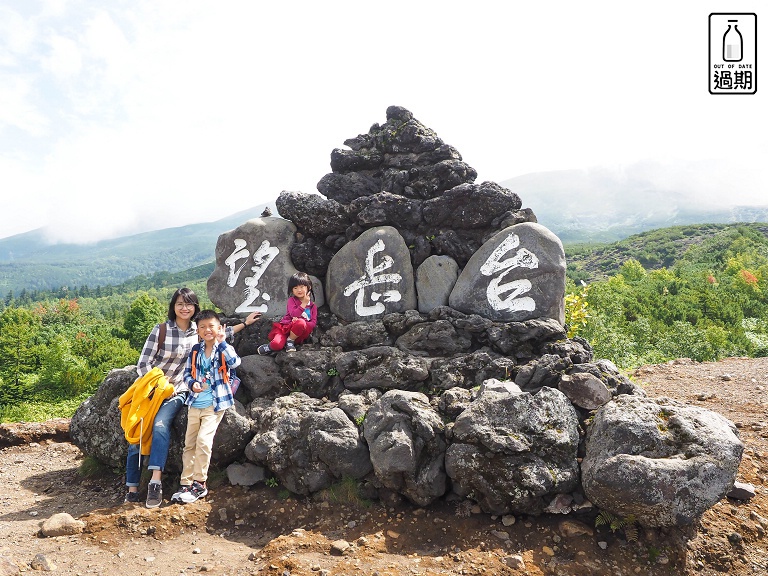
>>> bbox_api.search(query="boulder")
[276,191,351,237]
[429,351,516,391]
[422,181,522,229]
[70,367,137,469]
[449,222,566,324]
[446,383,580,515]
[207,216,324,317]
[40,513,86,537]
[244,394,371,495]
[558,372,613,410]
[320,320,392,350]
[364,390,447,506]
[395,319,472,357]
[582,395,744,527]
[326,226,417,321]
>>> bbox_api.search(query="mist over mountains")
[0,204,273,294]
[2,165,767,294]
[503,167,768,244]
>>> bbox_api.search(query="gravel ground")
[1,356,767,575]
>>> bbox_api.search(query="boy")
[171,310,241,504]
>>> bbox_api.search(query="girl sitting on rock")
[257,272,317,354]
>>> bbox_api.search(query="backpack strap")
[158,322,167,348]
[218,351,230,384]
[190,348,199,380]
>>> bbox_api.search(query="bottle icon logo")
[709,13,757,95]
[723,20,743,62]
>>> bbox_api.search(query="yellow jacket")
[118,367,175,456]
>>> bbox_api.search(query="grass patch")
[206,467,228,489]
[0,393,91,423]
[318,476,371,507]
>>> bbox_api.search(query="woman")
[124,287,259,508]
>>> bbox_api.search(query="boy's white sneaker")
[179,481,208,504]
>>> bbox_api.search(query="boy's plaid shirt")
[137,320,240,391]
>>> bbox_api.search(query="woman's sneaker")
[171,485,191,503]
[284,340,296,352]
[146,481,162,508]
[257,344,273,356]
[179,481,208,504]
[124,491,141,504]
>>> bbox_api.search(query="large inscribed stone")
[208,217,324,317]
[326,226,416,322]
[448,222,565,324]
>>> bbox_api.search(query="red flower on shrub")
[740,269,758,286]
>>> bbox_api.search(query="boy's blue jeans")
[125,392,187,487]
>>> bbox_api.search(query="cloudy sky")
[1,0,765,243]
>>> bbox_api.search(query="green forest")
[2,224,767,423]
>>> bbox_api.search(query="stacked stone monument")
[71,107,743,528]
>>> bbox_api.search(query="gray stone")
[276,191,351,237]
[207,216,325,317]
[237,354,286,401]
[364,390,447,506]
[40,512,86,536]
[320,320,391,350]
[437,387,473,419]
[70,367,136,469]
[449,222,566,324]
[582,395,744,527]
[326,226,416,321]
[445,386,580,516]
[337,389,382,424]
[558,372,613,410]
[415,255,459,313]
[30,554,55,571]
[317,171,380,205]
[515,354,573,393]
[727,481,755,500]
[422,181,521,229]
[226,462,266,486]
[208,403,255,467]
[349,192,423,229]
[395,319,472,357]
[335,346,430,392]
[429,351,516,391]
[275,348,336,399]
[244,395,371,495]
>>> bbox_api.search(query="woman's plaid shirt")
[137,321,240,391]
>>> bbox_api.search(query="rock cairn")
[277,105,535,278]
[71,107,743,528]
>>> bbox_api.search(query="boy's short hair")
[287,272,313,296]
[196,309,221,324]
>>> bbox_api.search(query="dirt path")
[1,357,767,575]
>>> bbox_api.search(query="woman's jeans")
[125,392,187,487]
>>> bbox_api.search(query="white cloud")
[1,0,767,243]
[43,34,82,79]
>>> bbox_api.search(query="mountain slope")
[0,204,273,294]
[564,222,768,282]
